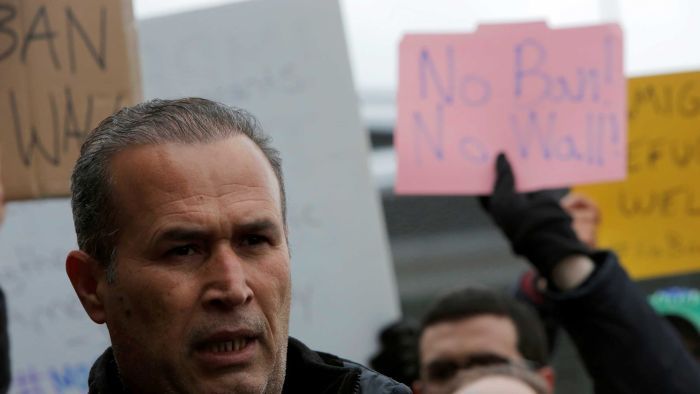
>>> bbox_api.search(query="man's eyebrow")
[151,219,282,244]
[236,219,281,235]
[154,227,210,242]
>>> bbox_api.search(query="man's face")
[418,315,522,394]
[98,136,291,393]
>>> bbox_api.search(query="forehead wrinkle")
[112,138,281,204]
[213,181,282,211]
[113,141,277,198]
[144,211,215,248]
[139,184,276,217]
[143,194,283,246]
[163,181,275,203]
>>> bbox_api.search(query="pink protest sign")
[395,22,626,195]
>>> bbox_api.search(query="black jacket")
[547,251,700,394]
[88,337,410,394]
[282,337,410,394]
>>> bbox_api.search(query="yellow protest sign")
[576,71,700,279]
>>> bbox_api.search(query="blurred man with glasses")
[415,287,552,394]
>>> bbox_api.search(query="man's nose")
[201,245,254,311]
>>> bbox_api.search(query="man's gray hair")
[71,98,286,282]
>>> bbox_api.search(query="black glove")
[480,153,591,280]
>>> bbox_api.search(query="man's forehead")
[113,136,277,189]
[107,136,283,221]
[420,315,520,361]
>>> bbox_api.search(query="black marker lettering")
[66,6,107,73]
[21,5,61,70]
[9,90,60,166]
[0,3,18,62]
[62,87,93,152]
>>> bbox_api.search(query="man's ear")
[66,250,107,324]
[537,365,556,393]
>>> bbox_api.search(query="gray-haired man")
[66,98,409,394]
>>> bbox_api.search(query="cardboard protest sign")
[0,0,141,200]
[576,72,700,279]
[396,22,625,194]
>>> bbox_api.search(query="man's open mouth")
[192,329,261,368]
[203,337,255,353]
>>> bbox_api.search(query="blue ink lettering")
[550,68,589,102]
[604,34,615,84]
[514,38,610,104]
[14,368,44,393]
[459,75,491,106]
[419,46,454,104]
[588,69,601,102]
[509,110,553,159]
[412,105,445,164]
[514,38,549,102]
[607,112,621,157]
[555,134,584,161]
[459,136,490,163]
[49,363,89,393]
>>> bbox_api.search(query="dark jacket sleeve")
[341,358,412,394]
[0,288,9,394]
[546,251,700,394]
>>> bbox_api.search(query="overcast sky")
[133,0,700,96]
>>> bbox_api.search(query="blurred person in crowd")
[370,319,421,386]
[65,98,409,394]
[414,287,552,394]
[370,192,599,389]
[370,193,599,388]
[446,364,550,394]
[413,153,700,394]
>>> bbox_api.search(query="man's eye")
[463,353,510,369]
[241,235,268,247]
[168,245,198,256]
[426,360,459,382]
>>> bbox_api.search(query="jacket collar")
[283,337,360,394]
[88,347,128,394]
[88,337,361,394]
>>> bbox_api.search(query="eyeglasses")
[424,352,543,383]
